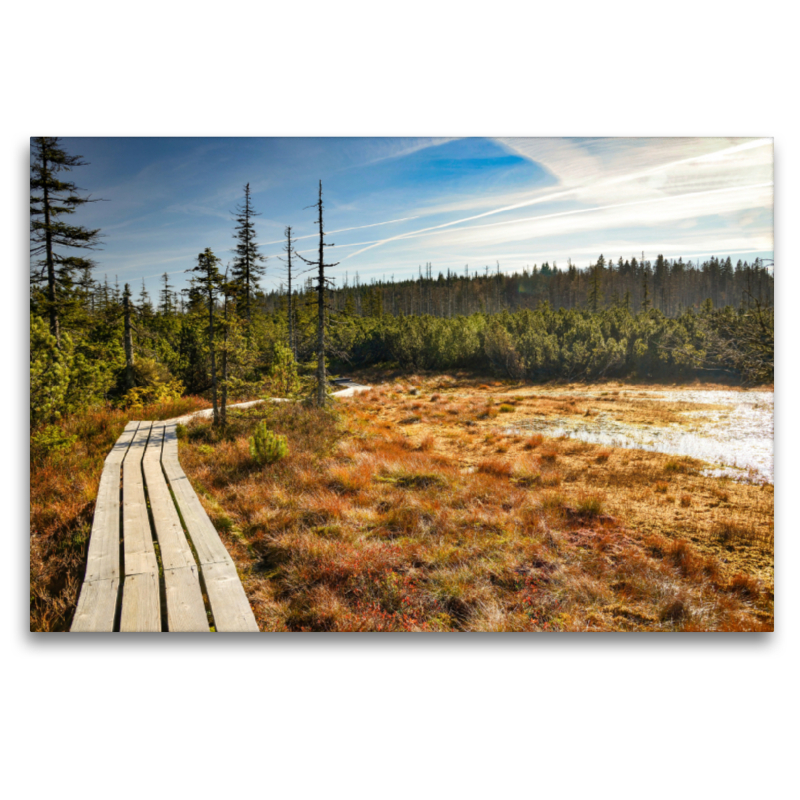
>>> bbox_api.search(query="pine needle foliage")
[249,421,289,465]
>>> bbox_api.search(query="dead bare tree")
[122,283,134,391]
[278,226,298,359]
[295,181,339,406]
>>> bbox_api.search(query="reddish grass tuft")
[477,458,513,477]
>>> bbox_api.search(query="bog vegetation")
[29,138,774,631]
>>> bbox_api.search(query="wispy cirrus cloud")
[338,138,773,267]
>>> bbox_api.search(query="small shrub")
[499,404,515,413]
[249,422,289,466]
[175,423,188,440]
[680,494,692,508]
[30,424,77,458]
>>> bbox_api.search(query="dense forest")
[30,138,775,433]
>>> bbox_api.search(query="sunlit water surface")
[505,390,773,484]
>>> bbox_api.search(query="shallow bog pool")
[504,389,773,484]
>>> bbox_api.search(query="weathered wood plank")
[143,423,209,630]
[143,424,196,570]
[164,566,210,632]
[161,423,233,567]
[83,420,139,583]
[70,578,120,633]
[122,421,158,577]
[161,422,258,632]
[120,422,161,632]
[202,561,260,632]
[119,571,161,632]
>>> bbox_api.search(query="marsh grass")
[39,374,773,632]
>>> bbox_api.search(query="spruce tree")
[187,248,223,425]
[230,183,265,328]
[30,137,102,345]
[159,272,175,315]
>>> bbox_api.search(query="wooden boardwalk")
[71,421,258,633]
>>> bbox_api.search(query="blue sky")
[51,136,774,298]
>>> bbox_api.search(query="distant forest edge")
[30,138,774,432]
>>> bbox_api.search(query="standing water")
[505,389,773,484]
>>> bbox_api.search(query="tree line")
[30,137,774,432]
[262,252,773,320]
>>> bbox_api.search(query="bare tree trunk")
[221,274,229,428]
[286,227,296,358]
[316,185,327,406]
[123,284,134,391]
[208,286,219,425]
[40,152,60,346]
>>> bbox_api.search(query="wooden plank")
[143,423,209,630]
[164,566,210,632]
[119,572,161,632]
[202,561,260,632]
[83,421,140,583]
[161,423,233,567]
[143,424,196,570]
[120,422,161,633]
[70,578,120,633]
[122,421,158,577]
[161,422,258,632]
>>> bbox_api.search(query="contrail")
[260,215,420,246]
[340,138,773,263]
[378,182,773,244]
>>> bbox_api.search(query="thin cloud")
[340,140,773,264]
[260,215,421,246]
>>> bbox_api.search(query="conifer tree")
[230,183,265,328]
[588,255,604,313]
[159,272,175,315]
[187,248,223,425]
[30,137,102,345]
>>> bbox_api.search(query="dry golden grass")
[175,376,773,632]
